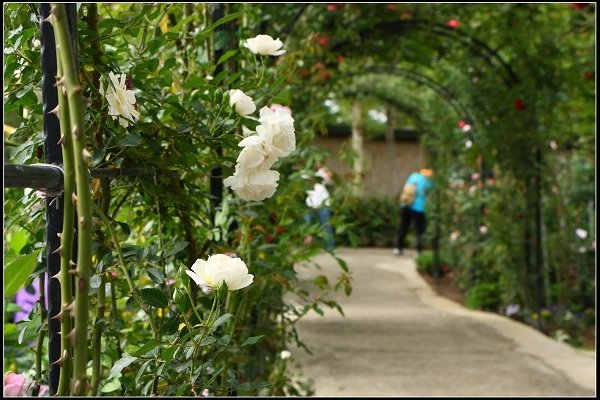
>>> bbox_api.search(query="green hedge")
[334,195,402,247]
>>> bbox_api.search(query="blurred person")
[394,167,433,255]
[305,163,335,251]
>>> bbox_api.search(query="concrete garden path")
[289,247,596,397]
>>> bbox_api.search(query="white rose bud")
[229,89,256,116]
[243,34,286,56]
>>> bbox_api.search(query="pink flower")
[3,373,48,397]
[575,228,588,239]
[447,19,460,29]
[202,388,210,397]
[479,225,488,235]
[304,235,314,245]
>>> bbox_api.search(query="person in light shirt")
[305,164,335,251]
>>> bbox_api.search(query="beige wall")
[313,136,428,199]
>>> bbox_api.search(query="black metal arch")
[331,18,519,88]
[344,66,477,142]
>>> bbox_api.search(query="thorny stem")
[34,273,47,396]
[89,276,105,396]
[109,275,123,359]
[55,51,74,397]
[51,4,93,395]
[91,201,158,337]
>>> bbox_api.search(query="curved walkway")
[289,247,596,397]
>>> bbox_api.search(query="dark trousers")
[396,207,426,252]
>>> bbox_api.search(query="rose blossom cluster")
[224,34,294,202]
[224,105,295,201]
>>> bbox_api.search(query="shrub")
[415,251,434,274]
[334,195,402,247]
[465,282,500,311]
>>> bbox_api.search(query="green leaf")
[241,335,265,347]
[200,336,217,347]
[118,133,142,147]
[162,345,178,363]
[101,377,122,393]
[203,11,244,35]
[211,313,232,329]
[132,339,159,357]
[216,49,238,66]
[161,315,180,335]
[164,241,188,257]
[9,229,30,254]
[140,288,168,308]
[91,148,106,167]
[116,221,131,236]
[4,250,40,297]
[108,355,138,380]
[147,267,164,284]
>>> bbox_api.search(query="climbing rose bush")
[225,105,296,201]
[243,34,286,56]
[99,71,139,128]
[186,254,254,291]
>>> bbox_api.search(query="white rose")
[186,254,254,291]
[256,106,296,157]
[243,34,286,56]
[229,89,256,116]
[237,135,278,170]
[100,72,139,128]
[224,168,280,201]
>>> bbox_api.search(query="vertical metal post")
[209,3,224,216]
[40,3,62,394]
[40,4,78,394]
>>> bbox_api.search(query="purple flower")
[505,304,520,316]
[14,280,40,323]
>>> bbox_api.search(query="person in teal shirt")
[394,168,433,255]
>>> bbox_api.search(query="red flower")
[514,98,525,111]
[336,54,344,64]
[457,120,467,128]
[571,3,587,10]
[320,69,332,80]
[315,61,326,70]
[125,77,133,90]
[387,3,397,10]
[447,19,460,29]
[298,69,311,78]
[318,35,330,47]
[276,226,285,234]
[584,70,594,80]
[327,4,338,11]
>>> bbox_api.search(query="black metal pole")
[4,163,64,192]
[209,3,225,216]
[4,164,157,190]
[40,3,62,394]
